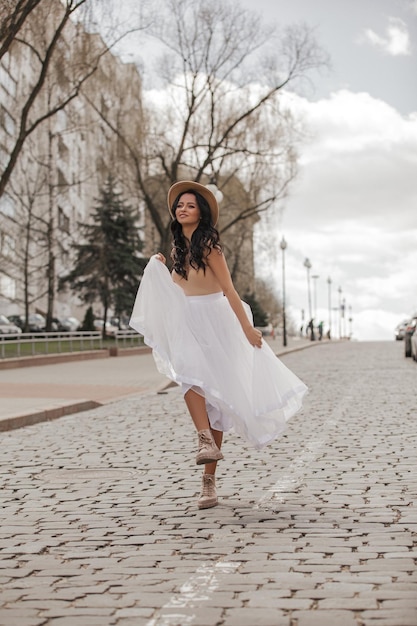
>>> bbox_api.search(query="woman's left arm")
[206,249,262,348]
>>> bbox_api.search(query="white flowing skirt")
[130,256,307,450]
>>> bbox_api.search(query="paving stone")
[294,609,358,626]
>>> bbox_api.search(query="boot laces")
[199,431,212,448]
[201,475,215,497]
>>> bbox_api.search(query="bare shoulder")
[206,246,233,289]
[206,244,224,261]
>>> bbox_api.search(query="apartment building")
[0,0,144,322]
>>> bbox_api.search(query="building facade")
[0,0,144,324]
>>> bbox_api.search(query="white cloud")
[281,90,417,231]
[362,17,411,56]
[255,89,417,342]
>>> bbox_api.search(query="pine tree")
[60,176,146,337]
[243,292,269,328]
[81,306,95,332]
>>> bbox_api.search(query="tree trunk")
[45,127,55,332]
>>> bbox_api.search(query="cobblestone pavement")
[0,340,416,626]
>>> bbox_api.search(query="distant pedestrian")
[130,181,308,510]
[318,321,323,341]
[307,318,315,341]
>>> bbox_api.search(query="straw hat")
[167,181,220,226]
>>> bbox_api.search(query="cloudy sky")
[243,0,417,341]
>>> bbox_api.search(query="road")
[0,340,416,626]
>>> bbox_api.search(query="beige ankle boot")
[198,473,218,509]
[196,429,224,465]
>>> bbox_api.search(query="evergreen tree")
[243,292,269,328]
[81,306,95,331]
[60,176,146,337]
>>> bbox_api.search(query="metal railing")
[114,329,143,349]
[0,331,103,359]
[0,329,144,359]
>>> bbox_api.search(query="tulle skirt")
[129,256,307,450]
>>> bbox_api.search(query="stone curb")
[0,400,101,432]
[0,340,325,432]
[0,346,151,370]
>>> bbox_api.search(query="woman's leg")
[184,389,210,431]
[184,389,223,466]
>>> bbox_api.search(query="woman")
[130,181,307,509]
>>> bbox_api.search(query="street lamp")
[327,277,332,339]
[348,305,353,339]
[303,258,312,322]
[338,286,342,339]
[312,274,319,320]
[280,236,287,347]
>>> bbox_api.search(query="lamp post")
[280,236,287,347]
[348,305,353,339]
[327,277,332,339]
[303,258,312,322]
[338,286,342,339]
[312,274,319,320]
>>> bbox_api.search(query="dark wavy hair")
[170,189,221,279]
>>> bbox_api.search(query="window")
[0,194,15,218]
[0,65,17,97]
[0,232,16,257]
[0,105,15,136]
[0,145,8,168]
[58,207,70,233]
[0,273,16,299]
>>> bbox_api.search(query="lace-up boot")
[196,429,224,465]
[198,474,218,509]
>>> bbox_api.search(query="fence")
[0,330,143,359]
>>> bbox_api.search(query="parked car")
[4,313,46,332]
[110,316,129,330]
[7,314,24,330]
[0,315,22,335]
[93,319,118,337]
[395,319,409,341]
[28,313,46,332]
[55,316,81,332]
[404,314,417,358]
[411,327,417,362]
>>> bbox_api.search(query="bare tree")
[0,0,42,60]
[3,143,50,330]
[84,0,328,258]
[0,0,148,199]
[0,0,91,198]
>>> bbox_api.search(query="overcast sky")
[114,0,417,341]
[242,0,417,341]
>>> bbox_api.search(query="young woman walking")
[130,181,307,509]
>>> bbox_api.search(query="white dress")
[130,256,307,450]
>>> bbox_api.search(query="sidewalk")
[0,336,319,432]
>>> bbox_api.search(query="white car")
[59,316,81,332]
[93,319,118,337]
[395,319,408,340]
[0,315,22,335]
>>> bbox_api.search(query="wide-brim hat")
[167,180,219,226]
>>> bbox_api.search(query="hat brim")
[167,181,219,226]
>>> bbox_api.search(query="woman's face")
[175,193,201,228]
